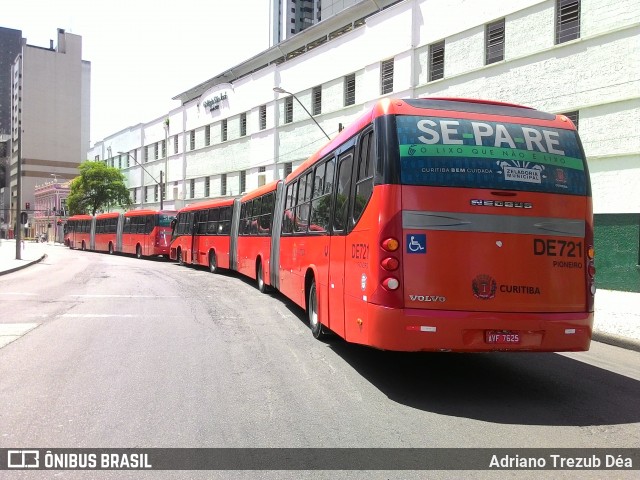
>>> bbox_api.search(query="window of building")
[190,179,195,199]
[561,110,579,130]
[221,173,227,196]
[173,135,178,154]
[205,176,210,197]
[312,86,322,115]
[222,119,228,142]
[556,0,580,44]
[381,58,394,95]
[205,125,211,146]
[344,73,356,106]
[189,130,195,150]
[143,146,149,163]
[240,170,247,194]
[162,140,166,158]
[240,112,247,137]
[429,41,445,81]
[284,96,293,123]
[154,185,159,202]
[154,142,159,160]
[258,166,266,173]
[485,19,505,65]
[144,186,149,202]
[259,105,267,130]
[284,162,293,177]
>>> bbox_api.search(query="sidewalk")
[0,239,639,351]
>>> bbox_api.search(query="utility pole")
[14,53,23,260]
[160,170,164,210]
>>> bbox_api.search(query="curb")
[0,253,48,276]
[592,331,640,353]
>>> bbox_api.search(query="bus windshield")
[397,116,587,195]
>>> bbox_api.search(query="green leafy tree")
[67,161,131,215]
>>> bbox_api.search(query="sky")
[2,0,271,145]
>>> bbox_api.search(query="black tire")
[308,280,327,339]
[209,251,218,274]
[81,241,86,251]
[177,248,184,266]
[257,260,268,293]
[108,243,114,255]
[136,245,142,259]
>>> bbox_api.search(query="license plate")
[485,330,521,344]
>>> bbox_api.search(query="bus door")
[327,151,354,338]
[186,212,196,264]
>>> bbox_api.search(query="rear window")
[158,214,175,227]
[397,116,587,195]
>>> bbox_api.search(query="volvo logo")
[409,294,446,303]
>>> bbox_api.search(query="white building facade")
[89,0,639,290]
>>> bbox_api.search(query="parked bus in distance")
[64,209,176,258]
[64,214,94,250]
[170,199,235,271]
[269,97,594,352]
[122,210,177,258]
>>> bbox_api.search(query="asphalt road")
[0,247,638,479]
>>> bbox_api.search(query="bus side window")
[309,160,331,233]
[123,217,131,234]
[352,130,375,225]
[197,210,207,235]
[207,208,219,235]
[333,150,354,233]
[145,215,155,234]
[282,182,296,235]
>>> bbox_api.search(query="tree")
[67,161,131,215]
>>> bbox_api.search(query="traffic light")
[25,202,30,210]
[20,212,28,225]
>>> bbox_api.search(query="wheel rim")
[137,246,141,258]
[109,243,113,255]
[209,253,217,273]
[309,284,318,329]
[178,249,183,265]
[257,263,264,290]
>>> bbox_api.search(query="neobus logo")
[471,199,533,209]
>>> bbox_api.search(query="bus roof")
[241,180,279,203]
[179,197,235,213]
[67,214,93,220]
[124,209,177,217]
[96,212,121,219]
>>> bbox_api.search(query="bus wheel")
[136,245,142,259]
[177,248,184,266]
[108,243,114,255]
[209,251,218,274]
[257,260,268,293]
[308,280,326,339]
[81,241,86,251]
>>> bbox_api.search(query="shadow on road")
[277,294,640,428]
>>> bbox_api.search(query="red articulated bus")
[169,97,594,353]
[272,97,594,352]
[65,209,176,258]
[121,210,177,258]
[64,215,94,250]
[170,199,235,270]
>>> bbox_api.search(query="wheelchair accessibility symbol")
[406,234,426,254]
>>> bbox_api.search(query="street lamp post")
[50,174,58,243]
[273,87,331,141]
[119,152,164,210]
